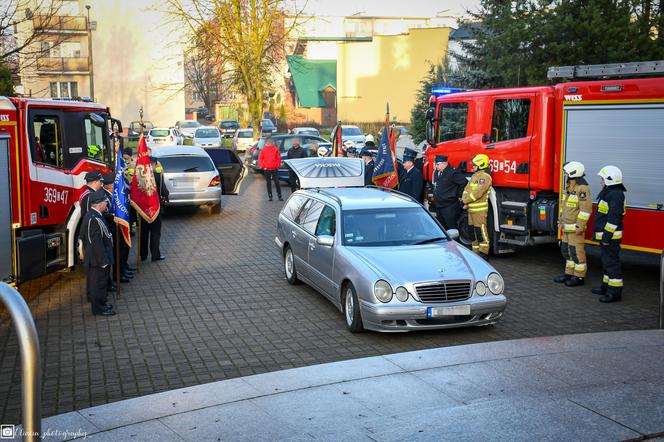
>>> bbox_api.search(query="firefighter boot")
[592,286,606,295]
[599,293,621,303]
[564,276,584,287]
[554,275,572,283]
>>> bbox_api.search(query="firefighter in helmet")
[554,161,592,287]
[461,154,492,258]
[592,165,626,303]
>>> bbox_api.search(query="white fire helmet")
[598,165,623,186]
[563,161,585,178]
[365,134,375,143]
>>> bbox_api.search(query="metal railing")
[0,283,41,441]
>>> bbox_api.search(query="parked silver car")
[275,157,507,333]
[193,126,222,148]
[152,146,222,213]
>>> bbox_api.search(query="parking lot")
[0,171,661,424]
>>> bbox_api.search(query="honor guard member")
[360,147,375,186]
[79,170,103,219]
[432,155,468,229]
[80,190,116,316]
[554,161,592,287]
[461,154,492,258]
[140,157,169,261]
[398,148,424,203]
[102,173,133,284]
[592,166,626,303]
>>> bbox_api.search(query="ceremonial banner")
[372,113,399,188]
[113,147,131,246]
[331,123,343,157]
[130,135,160,223]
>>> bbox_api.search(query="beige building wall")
[16,0,185,127]
[336,27,450,123]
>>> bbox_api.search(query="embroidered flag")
[129,135,160,223]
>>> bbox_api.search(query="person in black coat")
[140,157,169,261]
[78,170,103,219]
[286,138,308,192]
[432,155,468,230]
[361,148,375,186]
[398,148,424,203]
[80,190,116,316]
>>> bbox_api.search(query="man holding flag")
[113,147,134,281]
[371,105,399,189]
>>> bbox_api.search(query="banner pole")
[115,223,121,299]
[136,218,141,273]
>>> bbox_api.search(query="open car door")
[284,157,365,188]
[204,148,247,195]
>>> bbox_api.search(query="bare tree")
[165,0,303,138]
[0,0,75,80]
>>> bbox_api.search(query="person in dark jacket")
[80,190,116,316]
[258,140,283,201]
[102,173,133,284]
[398,148,424,203]
[361,148,375,186]
[286,138,307,192]
[432,155,467,229]
[140,157,169,261]
[79,170,103,220]
[592,165,626,303]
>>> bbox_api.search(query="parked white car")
[291,127,320,137]
[175,120,201,139]
[147,128,183,148]
[232,128,256,152]
[193,126,222,148]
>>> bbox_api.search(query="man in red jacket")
[258,139,283,201]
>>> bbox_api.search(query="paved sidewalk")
[14,329,664,441]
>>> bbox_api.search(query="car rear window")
[179,121,200,128]
[342,127,362,136]
[150,129,170,137]
[195,128,219,138]
[220,121,239,129]
[262,119,276,128]
[205,149,239,165]
[238,130,253,138]
[158,155,215,173]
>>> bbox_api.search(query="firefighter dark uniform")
[554,161,592,287]
[80,190,115,316]
[398,148,424,203]
[433,155,467,230]
[79,170,103,220]
[592,165,626,303]
[462,154,492,257]
[361,148,375,186]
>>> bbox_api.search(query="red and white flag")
[130,135,160,223]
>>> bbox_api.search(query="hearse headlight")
[395,286,409,302]
[488,273,504,295]
[374,280,393,303]
[474,281,487,296]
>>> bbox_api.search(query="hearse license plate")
[428,305,471,317]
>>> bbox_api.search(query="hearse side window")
[437,102,468,142]
[491,98,530,143]
[31,115,63,168]
[315,205,336,237]
[282,195,307,221]
[297,199,324,234]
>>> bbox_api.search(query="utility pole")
[86,5,95,101]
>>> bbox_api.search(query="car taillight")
[209,176,221,187]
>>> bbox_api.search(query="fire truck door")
[0,135,13,280]
[483,95,535,188]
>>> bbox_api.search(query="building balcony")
[36,57,90,75]
[33,15,87,33]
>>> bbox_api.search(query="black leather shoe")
[152,255,166,261]
[599,294,621,303]
[126,266,137,272]
[100,308,117,316]
[565,276,584,287]
[122,272,134,279]
[553,275,571,283]
[278,196,283,201]
[268,195,273,201]
[120,277,130,283]
[591,287,606,295]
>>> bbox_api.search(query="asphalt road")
[0,171,660,424]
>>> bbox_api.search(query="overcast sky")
[298,0,480,19]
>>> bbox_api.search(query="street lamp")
[86,5,95,101]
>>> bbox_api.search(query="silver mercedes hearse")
[275,157,507,333]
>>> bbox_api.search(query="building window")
[49,81,78,98]
[41,41,81,58]
[437,102,468,142]
[491,99,531,143]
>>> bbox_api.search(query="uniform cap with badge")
[402,148,418,163]
[102,172,115,185]
[85,170,103,183]
[89,189,108,205]
[434,155,448,164]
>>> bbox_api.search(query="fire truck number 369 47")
[44,187,69,204]
[490,159,517,174]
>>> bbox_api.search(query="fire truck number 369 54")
[44,187,69,204]
[489,159,517,174]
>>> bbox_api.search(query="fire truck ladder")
[547,60,664,80]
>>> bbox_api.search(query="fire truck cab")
[424,61,664,255]
[0,97,121,284]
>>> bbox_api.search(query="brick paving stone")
[0,171,661,424]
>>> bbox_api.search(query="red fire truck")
[0,97,122,284]
[423,61,664,255]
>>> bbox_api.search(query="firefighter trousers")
[561,231,587,278]
[600,240,622,298]
[469,211,489,256]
